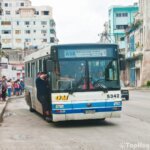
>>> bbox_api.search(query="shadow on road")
[52,119,117,128]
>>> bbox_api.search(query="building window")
[1,21,11,25]
[116,13,128,17]
[25,39,31,42]
[2,30,11,34]
[50,19,55,27]
[20,3,24,6]
[33,21,36,25]
[41,30,47,34]
[2,39,11,43]
[42,11,49,15]
[43,39,47,42]
[9,3,12,7]
[116,13,121,17]
[25,21,30,25]
[16,10,19,15]
[50,37,55,43]
[35,11,39,15]
[15,30,21,34]
[50,29,56,34]
[16,39,22,43]
[25,30,31,34]
[33,30,36,33]
[116,25,128,30]
[41,21,47,25]
[5,3,8,7]
[5,11,11,15]
[16,21,19,25]
[122,13,128,17]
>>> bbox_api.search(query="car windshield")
[51,59,120,92]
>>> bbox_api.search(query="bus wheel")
[29,107,35,112]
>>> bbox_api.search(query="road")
[0,90,150,150]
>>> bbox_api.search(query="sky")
[31,0,138,44]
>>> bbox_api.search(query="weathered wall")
[141,0,150,85]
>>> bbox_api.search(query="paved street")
[0,90,150,150]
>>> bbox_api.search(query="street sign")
[0,63,8,69]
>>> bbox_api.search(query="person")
[14,80,19,96]
[7,79,12,97]
[35,72,51,122]
[2,76,7,101]
[19,79,25,95]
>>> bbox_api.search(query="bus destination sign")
[64,49,107,58]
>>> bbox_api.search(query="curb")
[0,99,9,123]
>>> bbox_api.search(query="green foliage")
[147,81,150,87]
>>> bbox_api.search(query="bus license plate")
[85,110,95,114]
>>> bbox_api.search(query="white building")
[0,0,57,50]
[0,0,57,80]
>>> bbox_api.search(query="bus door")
[31,62,37,108]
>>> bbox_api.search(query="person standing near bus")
[35,72,51,122]
[7,79,12,97]
[2,76,7,101]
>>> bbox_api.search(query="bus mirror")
[46,60,54,72]
[119,54,126,71]
[120,60,126,70]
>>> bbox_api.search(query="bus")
[25,43,122,122]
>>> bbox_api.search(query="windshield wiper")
[65,77,85,94]
[93,80,108,93]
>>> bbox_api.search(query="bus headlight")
[55,104,64,109]
[114,101,122,106]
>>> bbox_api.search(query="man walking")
[35,72,51,122]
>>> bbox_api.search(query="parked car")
[120,80,129,100]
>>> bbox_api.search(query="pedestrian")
[2,76,7,101]
[35,72,51,122]
[14,81,19,96]
[7,79,12,97]
[19,79,25,95]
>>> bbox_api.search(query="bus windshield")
[51,58,120,92]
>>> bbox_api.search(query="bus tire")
[30,107,35,112]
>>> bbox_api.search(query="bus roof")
[24,45,51,62]
[52,43,118,49]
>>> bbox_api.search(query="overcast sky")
[32,0,138,44]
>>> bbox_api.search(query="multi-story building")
[108,4,139,52]
[0,0,57,80]
[0,0,57,50]
[125,0,150,87]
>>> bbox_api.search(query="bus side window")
[39,59,42,72]
[28,63,30,77]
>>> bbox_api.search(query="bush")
[147,81,150,87]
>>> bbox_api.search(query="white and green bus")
[25,43,123,122]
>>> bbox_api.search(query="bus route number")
[56,95,69,101]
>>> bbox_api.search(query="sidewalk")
[0,95,24,123]
[0,99,8,123]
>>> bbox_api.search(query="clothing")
[7,82,12,97]
[2,80,7,100]
[36,77,49,97]
[36,77,50,112]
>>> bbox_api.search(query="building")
[0,0,57,50]
[0,0,57,79]
[124,0,150,87]
[108,4,139,53]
